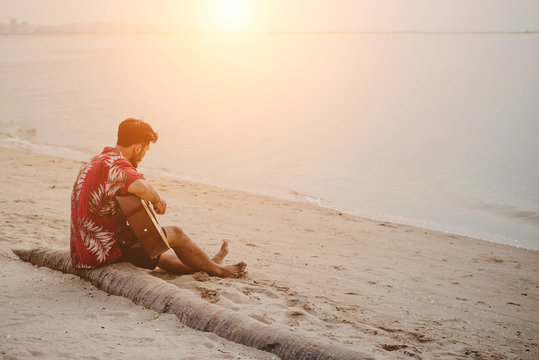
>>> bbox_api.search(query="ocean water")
[1,33,538,249]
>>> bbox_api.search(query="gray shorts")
[116,227,165,270]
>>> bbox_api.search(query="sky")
[1,0,538,32]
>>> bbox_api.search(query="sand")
[1,145,537,359]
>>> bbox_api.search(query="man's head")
[116,118,158,168]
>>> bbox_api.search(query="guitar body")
[116,194,170,259]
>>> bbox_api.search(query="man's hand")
[152,197,167,214]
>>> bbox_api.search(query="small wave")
[150,167,203,184]
[290,190,328,207]
[472,200,539,225]
[0,121,37,138]
[0,136,90,161]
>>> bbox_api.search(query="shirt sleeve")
[113,158,145,195]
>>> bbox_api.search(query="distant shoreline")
[1,30,538,36]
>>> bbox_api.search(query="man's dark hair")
[117,118,158,147]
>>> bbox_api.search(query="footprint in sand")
[202,341,215,349]
[101,312,130,317]
[288,310,307,318]
[380,343,408,351]
[28,350,45,357]
[286,298,300,306]
[220,289,250,304]
[262,289,280,299]
[196,286,220,304]
[249,313,272,325]
[192,272,211,282]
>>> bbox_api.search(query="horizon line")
[2,30,538,35]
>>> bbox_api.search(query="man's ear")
[134,144,142,154]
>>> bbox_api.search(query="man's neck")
[115,144,139,168]
[115,145,129,159]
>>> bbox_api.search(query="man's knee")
[165,225,185,247]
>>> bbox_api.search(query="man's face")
[130,143,149,168]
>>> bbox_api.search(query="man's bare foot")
[216,261,247,278]
[212,240,229,265]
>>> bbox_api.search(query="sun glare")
[214,0,247,31]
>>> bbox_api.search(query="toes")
[237,269,246,277]
[236,262,247,270]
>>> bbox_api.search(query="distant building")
[10,18,17,34]
[20,21,29,34]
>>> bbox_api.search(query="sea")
[1,33,538,249]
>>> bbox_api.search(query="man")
[70,118,246,278]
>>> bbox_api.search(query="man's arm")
[127,179,167,214]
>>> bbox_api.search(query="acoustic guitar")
[116,194,170,259]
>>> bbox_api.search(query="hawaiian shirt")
[70,147,144,268]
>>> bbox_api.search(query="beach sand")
[1,145,537,359]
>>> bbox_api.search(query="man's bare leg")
[158,227,245,278]
[158,240,230,274]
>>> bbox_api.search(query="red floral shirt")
[70,147,144,268]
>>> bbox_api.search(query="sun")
[221,1,241,21]
[213,0,247,30]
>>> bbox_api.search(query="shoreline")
[1,145,538,359]
[1,138,536,252]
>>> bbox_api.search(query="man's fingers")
[152,200,166,214]
[158,201,166,214]
[159,198,167,214]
